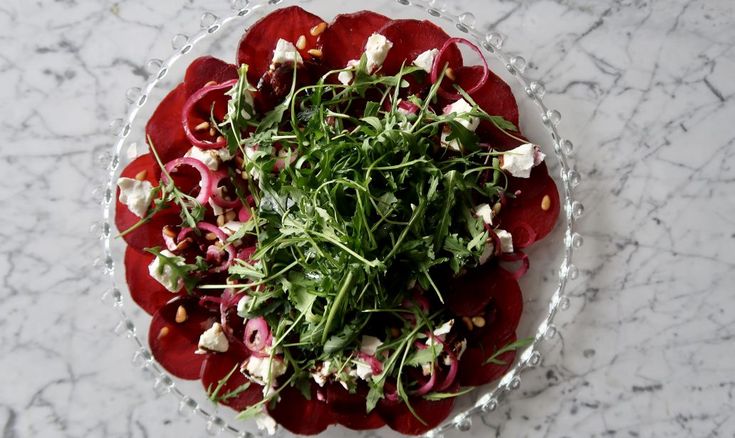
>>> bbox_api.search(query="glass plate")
[97,0,583,436]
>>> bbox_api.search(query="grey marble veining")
[0,0,733,437]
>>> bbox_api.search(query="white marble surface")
[2,0,734,437]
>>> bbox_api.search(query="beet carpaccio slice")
[184,56,238,97]
[446,264,523,327]
[236,6,324,83]
[149,298,218,380]
[458,331,517,387]
[201,350,263,411]
[115,154,179,251]
[145,83,191,164]
[377,384,458,435]
[499,162,560,244]
[124,247,180,315]
[267,383,334,435]
[319,11,390,70]
[377,19,462,75]
[326,383,385,430]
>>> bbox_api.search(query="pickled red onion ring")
[436,352,458,391]
[163,157,213,204]
[431,37,489,100]
[244,316,272,352]
[411,366,437,396]
[181,79,237,149]
[499,251,530,280]
[210,171,243,209]
[197,222,236,272]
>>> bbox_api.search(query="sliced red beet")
[124,247,180,315]
[115,154,180,251]
[325,383,385,431]
[236,6,324,83]
[201,350,263,411]
[454,65,520,150]
[149,298,218,380]
[377,384,457,435]
[319,11,390,70]
[499,162,560,244]
[267,383,334,435]
[457,331,517,387]
[378,19,462,76]
[184,56,238,97]
[145,83,191,163]
[446,264,523,324]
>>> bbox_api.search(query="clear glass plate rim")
[97,1,583,436]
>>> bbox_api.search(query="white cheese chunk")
[355,360,373,380]
[272,39,303,66]
[413,48,439,73]
[220,220,243,236]
[217,147,234,162]
[311,360,332,387]
[360,335,383,356]
[443,98,480,131]
[236,295,252,317]
[185,146,219,171]
[496,229,514,253]
[365,33,393,72]
[245,354,288,386]
[196,322,229,354]
[147,249,185,293]
[338,70,354,85]
[117,177,153,218]
[474,203,494,225]
[434,320,454,337]
[500,143,546,178]
[254,412,277,435]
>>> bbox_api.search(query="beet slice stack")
[267,383,334,435]
[377,383,458,435]
[377,19,463,75]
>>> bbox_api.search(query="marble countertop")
[2,0,734,436]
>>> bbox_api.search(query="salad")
[115,6,559,436]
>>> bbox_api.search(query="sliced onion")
[411,366,437,396]
[499,251,530,280]
[436,352,458,391]
[181,79,237,150]
[197,222,236,272]
[163,157,213,204]
[431,37,489,100]
[398,100,419,114]
[244,316,272,353]
[210,171,243,209]
[237,246,256,263]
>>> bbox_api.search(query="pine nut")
[134,170,147,181]
[194,121,210,131]
[205,232,218,241]
[175,305,188,323]
[471,316,486,328]
[158,326,170,339]
[163,226,176,238]
[541,195,551,211]
[446,67,456,81]
[307,48,323,58]
[216,215,225,227]
[204,80,217,87]
[310,22,327,37]
[209,128,216,137]
[462,316,474,331]
[225,210,237,222]
[296,35,306,50]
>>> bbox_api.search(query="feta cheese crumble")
[236,295,251,316]
[360,335,383,356]
[474,203,494,225]
[311,360,332,387]
[245,352,288,386]
[185,146,219,171]
[196,322,229,354]
[365,34,393,72]
[271,39,303,66]
[355,360,373,380]
[117,177,153,218]
[500,143,546,178]
[147,249,186,292]
[412,48,439,73]
[254,412,277,435]
[496,229,514,253]
[338,59,359,85]
[441,98,480,151]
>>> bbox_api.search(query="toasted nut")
[175,238,192,251]
[307,48,323,58]
[205,232,218,241]
[209,128,216,137]
[295,35,306,50]
[204,80,217,87]
[157,326,170,339]
[446,67,456,81]
[163,226,177,238]
[216,215,225,227]
[541,195,551,211]
[216,135,225,143]
[175,305,188,323]
[462,316,474,331]
[492,202,502,216]
[134,170,147,181]
[471,316,486,328]
[194,121,210,131]
[225,210,237,222]
[310,22,327,36]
